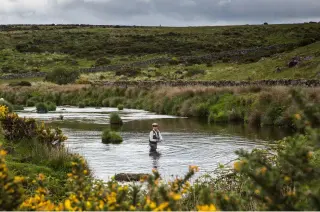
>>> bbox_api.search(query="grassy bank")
[0,107,77,204]
[1,84,319,129]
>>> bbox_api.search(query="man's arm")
[159,132,163,142]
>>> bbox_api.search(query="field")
[0,23,320,82]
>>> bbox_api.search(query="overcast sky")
[0,0,320,26]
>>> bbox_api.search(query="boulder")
[275,67,282,73]
[303,56,313,61]
[288,57,300,68]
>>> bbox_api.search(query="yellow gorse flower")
[14,176,24,183]
[169,192,182,201]
[197,204,217,211]
[0,149,7,156]
[294,113,302,120]
[189,165,200,172]
[234,161,243,172]
[0,105,8,119]
[154,202,169,211]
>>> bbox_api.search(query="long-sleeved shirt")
[149,130,163,143]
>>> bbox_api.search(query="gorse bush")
[0,113,38,141]
[0,105,9,120]
[0,148,25,210]
[0,107,67,145]
[0,99,13,113]
[101,129,123,144]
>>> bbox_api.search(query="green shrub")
[36,103,48,114]
[206,62,213,67]
[115,67,141,77]
[0,99,13,112]
[109,97,125,107]
[184,68,205,77]
[45,68,80,85]
[109,112,123,125]
[190,103,209,117]
[13,105,24,111]
[46,102,56,111]
[78,102,85,108]
[26,99,37,107]
[168,57,180,65]
[102,99,109,107]
[208,111,229,123]
[101,128,123,144]
[8,81,32,87]
[117,104,124,111]
[95,57,111,66]
[261,105,284,126]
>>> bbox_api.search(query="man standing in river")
[149,123,163,152]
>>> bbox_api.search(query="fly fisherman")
[149,123,163,152]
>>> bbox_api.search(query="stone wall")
[0,72,46,80]
[99,80,320,87]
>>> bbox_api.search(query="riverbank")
[1,84,319,129]
[0,108,78,205]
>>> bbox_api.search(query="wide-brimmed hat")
[152,123,159,127]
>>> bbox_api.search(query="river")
[18,107,291,181]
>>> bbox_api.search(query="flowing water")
[18,107,291,181]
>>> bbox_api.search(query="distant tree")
[264,22,269,25]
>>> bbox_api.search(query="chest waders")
[149,130,160,152]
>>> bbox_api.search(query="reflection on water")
[149,151,161,169]
[18,107,293,181]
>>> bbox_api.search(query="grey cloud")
[0,0,319,25]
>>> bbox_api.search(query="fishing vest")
[150,130,160,143]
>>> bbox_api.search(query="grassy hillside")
[0,23,319,81]
[83,41,320,81]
